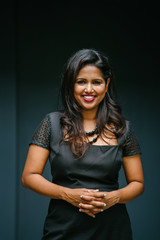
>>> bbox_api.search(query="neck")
[81,109,98,134]
[81,109,97,121]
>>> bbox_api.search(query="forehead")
[77,65,104,79]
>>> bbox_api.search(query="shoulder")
[122,119,139,142]
[46,110,64,122]
[47,110,64,118]
[123,120,134,137]
[45,111,64,132]
[122,119,141,156]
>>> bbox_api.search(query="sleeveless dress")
[29,111,141,240]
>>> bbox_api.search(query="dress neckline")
[90,144,119,147]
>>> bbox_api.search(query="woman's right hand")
[63,188,106,218]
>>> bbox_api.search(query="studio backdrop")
[0,2,159,240]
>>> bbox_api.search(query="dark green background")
[1,1,159,239]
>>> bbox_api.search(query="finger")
[81,192,106,199]
[80,208,104,215]
[87,189,99,192]
[90,201,107,208]
[80,195,94,201]
[92,208,104,214]
[88,192,107,198]
[79,208,95,218]
[80,194,106,202]
[79,202,106,210]
[79,203,93,210]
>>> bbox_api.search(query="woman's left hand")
[79,190,120,216]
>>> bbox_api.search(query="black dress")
[30,111,141,240]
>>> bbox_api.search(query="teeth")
[83,96,94,99]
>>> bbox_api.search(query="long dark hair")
[60,49,126,158]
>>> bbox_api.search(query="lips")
[81,95,96,102]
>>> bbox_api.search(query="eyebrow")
[76,78,104,81]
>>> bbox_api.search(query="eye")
[76,80,86,84]
[93,80,102,85]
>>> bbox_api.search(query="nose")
[85,83,93,93]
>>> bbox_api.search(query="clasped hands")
[65,188,119,218]
[79,189,107,218]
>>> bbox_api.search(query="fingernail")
[93,215,95,218]
[79,203,81,206]
[101,209,104,212]
[104,204,106,207]
[79,209,81,212]
[104,194,107,197]
[80,195,83,198]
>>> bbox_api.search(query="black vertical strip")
[14,1,19,239]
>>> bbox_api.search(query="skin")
[22,65,144,218]
[74,65,110,113]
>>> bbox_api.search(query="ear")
[105,78,110,93]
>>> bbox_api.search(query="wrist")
[58,186,70,201]
[113,190,121,204]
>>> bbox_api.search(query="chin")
[81,105,98,111]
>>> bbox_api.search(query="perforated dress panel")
[29,114,50,150]
[122,121,141,157]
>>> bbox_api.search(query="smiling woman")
[74,65,109,108]
[22,49,144,240]
[60,49,126,157]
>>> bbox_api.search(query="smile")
[81,95,96,102]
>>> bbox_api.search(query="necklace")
[89,133,100,144]
[85,127,98,136]
[85,127,99,144]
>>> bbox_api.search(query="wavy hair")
[60,49,126,158]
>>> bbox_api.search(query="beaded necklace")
[85,127,99,144]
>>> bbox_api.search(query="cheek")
[98,86,107,96]
[74,86,80,101]
[74,85,82,96]
[74,86,78,97]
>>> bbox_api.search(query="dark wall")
[0,3,17,240]
[1,2,160,239]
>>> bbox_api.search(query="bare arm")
[116,153,144,203]
[22,144,102,217]
[21,144,67,199]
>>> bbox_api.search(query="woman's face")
[74,65,110,112]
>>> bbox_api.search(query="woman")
[22,49,144,240]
